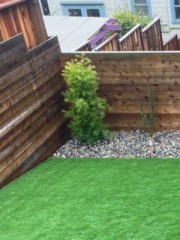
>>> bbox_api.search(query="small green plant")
[137,77,156,137]
[114,8,152,37]
[62,54,110,144]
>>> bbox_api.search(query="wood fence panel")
[0,33,24,53]
[0,0,47,49]
[94,33,120,52]
[60,52,180,133]
[76,41,92,51]
[142,18,163,51]
[163,34,179,51]
[0,36,69,188]
[0,36,59,78]
[119,24,143,51]
[0,2,36,48]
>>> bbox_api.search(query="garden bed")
[53,130,180,158]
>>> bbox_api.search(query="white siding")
[150,0,180,42]
[46,0,128,17]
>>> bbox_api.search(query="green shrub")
[62,54,110,144]
[114,8,152,37]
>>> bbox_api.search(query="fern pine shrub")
[137,77,156,138]
[62,54,111,144]
[114,8,151,37]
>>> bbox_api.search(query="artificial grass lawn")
[1,159,180,240]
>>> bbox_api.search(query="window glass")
[68,9,82,16]
[175,7,180,18]
[87,9,100,17]
[135,5,148,15]
[63,4,106,17]
[175,0,180,5]
[41,0,50,15]
[135,0,147,4]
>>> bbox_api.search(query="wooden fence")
[142,17,163,51]
[119,24,143,51]
[0,0,47,49]
[163,34,179,51]
[0,34,69,188]
[94,33,120,51]
[79,17,180,52]
[61,52,180,132]
[76,41,92,51]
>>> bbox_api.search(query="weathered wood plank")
[26,0,47,45]
[0,55,60,102]
[105,99,180,107]
[109,126,180,131]
[98,71,180,77]
[0,0,27,10]
[60,52,180,61]
[0,36,59,77]
[0,44,60,91]
[0,74,65,137]
[0,126,70,189]
[106,118,180,129]
[0,110,64,170]
[99,84,180,92]
[0,115,67,184]
[92,60,180,70]
[119,24,143,51]
[0,99,63,162]
[0,33,24,54]
[0,42,26,67]
[100,91,180,101]
[98,76,180,85]
[0,62,60,114]
[94,33,120,52]
[163,34,179,51]
[108,105,180,114]
[0,91,64,152]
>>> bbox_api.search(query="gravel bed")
[53,130,180,158]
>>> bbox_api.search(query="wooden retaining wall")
[61,52,180,132]
[0,34,69,188]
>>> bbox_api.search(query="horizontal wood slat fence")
[0,34,69,188]
[78,18,180,52]
[61,52,180,132]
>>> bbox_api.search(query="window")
[62,4,106,17]
[40,0,50,15]
[130,0,152,17]
[87,9,101,17]
[170,0,180,22]
[68,9,82,17]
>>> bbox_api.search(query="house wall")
[45,0,180,43]
[149,0,180,42]
[45,0,128,17]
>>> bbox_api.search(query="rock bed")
[53,130,180,158]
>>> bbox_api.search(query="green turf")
[1,158,180,240]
